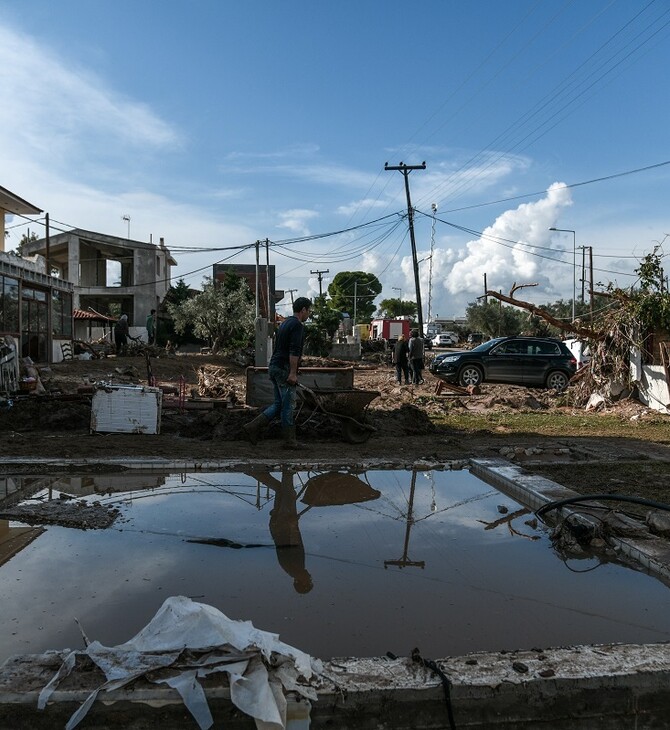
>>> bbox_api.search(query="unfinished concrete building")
[22,229,177,330]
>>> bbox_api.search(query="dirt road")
[2,353,670,504]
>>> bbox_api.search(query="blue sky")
[1,0,669,319]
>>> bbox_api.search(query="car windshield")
[471,337,502,352]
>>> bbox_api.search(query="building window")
[21,285,49,361]
[52,290,73,337]
[156,255,161,277]
[0,276,19,333]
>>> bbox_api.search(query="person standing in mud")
[393,334,410,385]
[408,329,425,384]
[242,296,312,449]
[146,309,157,345]
[114,314,129,356]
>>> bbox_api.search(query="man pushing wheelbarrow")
[242,297,312,450]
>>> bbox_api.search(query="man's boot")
[242,413,269,445]
[281,425,305,450]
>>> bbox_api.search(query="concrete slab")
[3,643,670,728]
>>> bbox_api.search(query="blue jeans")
[262,364,297,427]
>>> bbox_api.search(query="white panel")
[90,385,162,434]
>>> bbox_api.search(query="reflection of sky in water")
[1,467,670,663]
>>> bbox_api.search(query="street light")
[549,227,576,322]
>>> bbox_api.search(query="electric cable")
[536,493,670,520]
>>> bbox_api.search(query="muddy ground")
[2,352,670,506]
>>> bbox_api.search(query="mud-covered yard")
[1,352,669,505]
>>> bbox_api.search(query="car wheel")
[546,370,569,391]
[458,365,483,387]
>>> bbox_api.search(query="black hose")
[411,648,457,729]
[536,494,670,520]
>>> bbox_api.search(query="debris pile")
[38,595,321,730]
[195,364,243,404]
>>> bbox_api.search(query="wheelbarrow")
[296,384,380,443]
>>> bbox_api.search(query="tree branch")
[485,289,602,340]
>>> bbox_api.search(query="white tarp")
[38,595,321,730]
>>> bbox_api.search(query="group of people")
[392,330,425,385]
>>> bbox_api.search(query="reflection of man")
[246,469,313,594]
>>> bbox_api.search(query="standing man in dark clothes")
[408,329,425,384]
[114,314,129,356]
[243,296,312,449]
[392,334,410,384]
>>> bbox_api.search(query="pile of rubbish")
[39,595,322,729]
[195,364,244,403]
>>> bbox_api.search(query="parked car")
[432,332,458,347]
[429,336,577,390]
[467,332,485,345]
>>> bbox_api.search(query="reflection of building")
[23,230,176,332]
[0,519,44,568]
[212,263,284,320]
[0,185,74,364]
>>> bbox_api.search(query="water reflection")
[243,470,381,594]
[3,467,670,662]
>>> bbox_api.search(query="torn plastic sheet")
[38,595,322,729]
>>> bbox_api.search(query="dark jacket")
[393,339,409,365]
[270,316,305,369]
[408,336,424,360]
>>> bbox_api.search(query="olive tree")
[167,275,254,352]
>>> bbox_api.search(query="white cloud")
[337,198,388,216]
[277,209,319,236]
[442,183,574,300]
[0,23,179,175]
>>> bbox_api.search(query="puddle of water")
[1,467,670,663]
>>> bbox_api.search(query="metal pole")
[265,238,271,320]
[549,228,576,322]
[254,240,260,319]
[353,280,357,325]
[428,203,437,323]
[589,246,594,324]
[385,162,426,336]
[572,230,576,322]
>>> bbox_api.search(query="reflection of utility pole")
[385,161,426,336]
[310,269,329,297]
[384,471,425,570]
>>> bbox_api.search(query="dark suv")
[429,336,577,390]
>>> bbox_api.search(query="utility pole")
[265,238,271,320]
[254,240,260,318]
[353,280,357,324]
[45,213,50,276]
[483,273,488,304]
[385,161,426,336]
[286,289,297,305]
[428,203,437,324]
[310,269,329,298]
